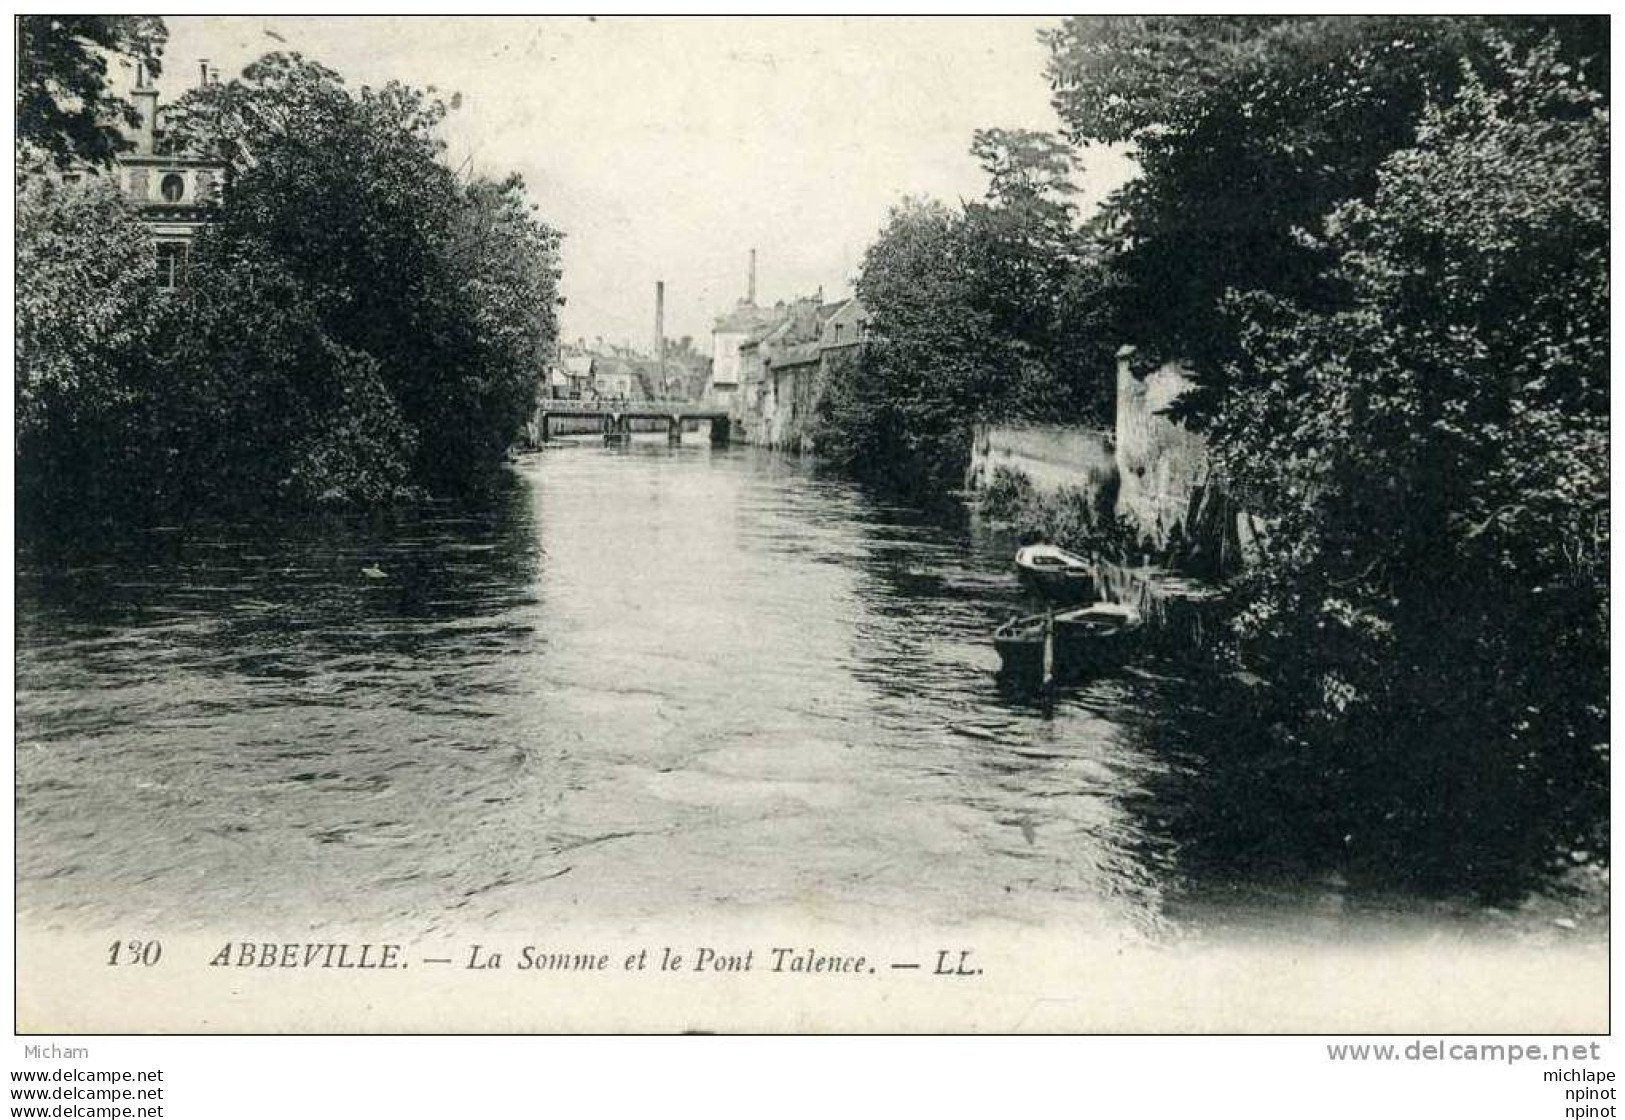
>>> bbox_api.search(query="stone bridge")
[533,399,732,445]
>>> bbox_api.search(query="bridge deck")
[540,400,729,420]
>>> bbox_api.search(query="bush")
[1209,38,1609,891]
[145,236,417,515]
[16,178,162,527]
[978,466,1141,559]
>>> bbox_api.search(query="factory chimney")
[747,249,757,306]
[655,280,667,386]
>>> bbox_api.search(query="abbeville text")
[208,942,405,969]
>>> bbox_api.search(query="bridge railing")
[538,399,724,415]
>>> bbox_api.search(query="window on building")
[155,241,189,290]
[160,173,186,203]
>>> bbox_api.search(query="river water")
[14,442,1530,942]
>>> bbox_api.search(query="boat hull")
[1015,565,1097,604]
[1052,606,1142,679]
[1013,544,1099,604]
[993,616,1047,677]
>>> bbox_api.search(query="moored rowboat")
[993,602,1143,681]
[1052,602,1142,678]
[1014,543,1097,603]
[992,613,1049,677]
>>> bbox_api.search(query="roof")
[594,356,636,379]
[771,341,822,369]
[761,317,798,346]
[820,297,870,349]
[714,302,783,334]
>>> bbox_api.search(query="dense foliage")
[166,53,563,487]
[17,47,563,530]
[1208,39,1609,886]
[814,130,1117,495]
[17,16,168,171]
[1042,15,1607,424]
[16,180,165,522]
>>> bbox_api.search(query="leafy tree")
[165,52,562,486]
[16,178,161,526]
[17,16,168,171]
[16,178,158,436]
[16,175,418,526]
[816,129,1118,493]
[446,173,566,470]
[1042,15,1609,424]
[969,127,1079,202]
[18,50,563,532]
[1209,38,1608,889]
[816,197,973,491]
[147,235,418,514]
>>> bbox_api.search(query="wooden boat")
[1052,602,1142,678]
[992,613,1049,678]
[1014,543,1097,603]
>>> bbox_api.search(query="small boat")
[1014,543,1098,603]
[992,612,1049,677]
[1053,602,1142,678]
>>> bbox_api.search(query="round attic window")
[160,173,185,203]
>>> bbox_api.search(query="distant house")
[740,313,795,443]
[756,296,867,452]
[115,62,229,289]
[593,355,637,400]
[766,339,822,448]
[558,353,595,398]
[819,297,869,353]
[711,301,784,413]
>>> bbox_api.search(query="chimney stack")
[199,59,211,88]
[655,280,667,385]
[747,249,757,305]
[132,60,159,155]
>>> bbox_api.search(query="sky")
[155,16,1137,350]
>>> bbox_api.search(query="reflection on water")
[14,442,1550,940]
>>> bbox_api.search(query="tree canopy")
[815,129,1117,494]
[1041,15,1609,423]
[1207,36,1608,884]
[17,48,564,529]
[165,52,563,486]
[17,16,168,170]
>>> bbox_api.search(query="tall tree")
[817,129,1118,493]
[1042,15,1609,424]
[15,178,161,525]
[17,16,168,170]
[1210,38,1609,886]
[165,53,563,485]
[448,173,567,470]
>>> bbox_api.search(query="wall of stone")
[969,352,1221,555]
[967,423,1117,499]
[1113,354,1213,548]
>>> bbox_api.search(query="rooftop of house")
[714,301,785,335]
[770,340,823,368]
[820,297,870,348]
